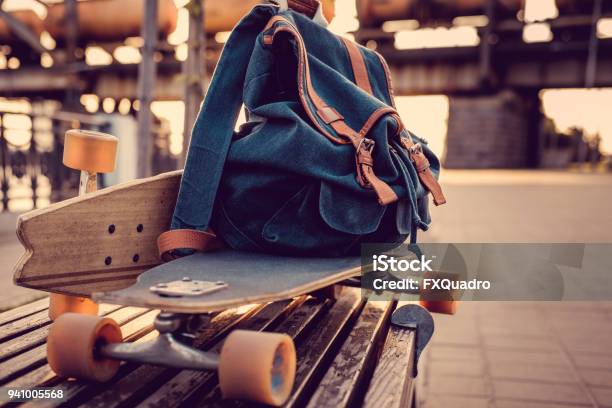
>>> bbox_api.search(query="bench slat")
[0,310,52,344]
[306,300,395,408]
[362,324,416,408]
[0,297,49,326]
[285,288,364,408]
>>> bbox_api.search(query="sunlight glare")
[113,46,142,64]
[395,26,479,50]
[542,89,612,153]
[85,46,113,66]
[598,18,612,39]
[524,0,558,23]
[523,23,553,43]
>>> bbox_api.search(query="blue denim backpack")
[162,3,446,258]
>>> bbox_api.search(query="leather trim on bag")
[374,50,396,108]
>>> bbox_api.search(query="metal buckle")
[357,138,375,154]
[408,142,423,156]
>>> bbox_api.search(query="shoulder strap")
[339,37,374,96]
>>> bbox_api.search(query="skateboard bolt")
[104,256,112,265]
[182,277,191,282]
[108,224,115,234]
[136,224,144,233]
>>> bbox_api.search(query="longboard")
[94,250,362,313]
[13,170,182,296]
[12,168,363,313]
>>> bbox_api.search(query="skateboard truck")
[99,312,219,370]
[149,277,228,297]
[390,304,435,377]
[48,129,118,320]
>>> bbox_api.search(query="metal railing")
[0,110,111,211]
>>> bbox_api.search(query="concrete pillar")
[444,90,541,168]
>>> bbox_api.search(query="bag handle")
[339,37,374,96]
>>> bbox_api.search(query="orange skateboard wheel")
[63,129,118,173]
[219,330,296,406]
[420,300,458,315]
[48,293,99,320]
[47,313,122,382]
[310,284,343,301]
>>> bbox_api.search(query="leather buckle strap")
[339,37,374,96]
[157,229,224,262]
[330,119,398,206]
[399,137,447,206]
[355,139,398,206]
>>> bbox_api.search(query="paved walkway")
[0,170,611,406]
[0,213,43,311]
[417,170,612,408]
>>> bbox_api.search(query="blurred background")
[0,0,610,211]
[0,1,612,406]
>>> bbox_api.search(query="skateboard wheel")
[63,129,118,173]
[48,293,99,320]
[420,300,458,315]
[310,284,343,301]
[219,330,296,406]
[47,313,122,382]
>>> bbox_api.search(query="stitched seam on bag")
[358,106,396,137]
[374,50,396,108]
[219,202,264,250]
[243,72,276,109]
[272,25,347,144]
[261,185,309,242]
[339,36,374,96]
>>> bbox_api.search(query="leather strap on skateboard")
[157,229,223,262]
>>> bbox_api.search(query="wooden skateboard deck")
[13,170,182,297]
[93,250,361,313]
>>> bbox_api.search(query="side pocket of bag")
[261,184,361,256]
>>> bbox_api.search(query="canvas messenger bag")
[157,1,446,259]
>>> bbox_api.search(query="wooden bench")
[0,288,418,407]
